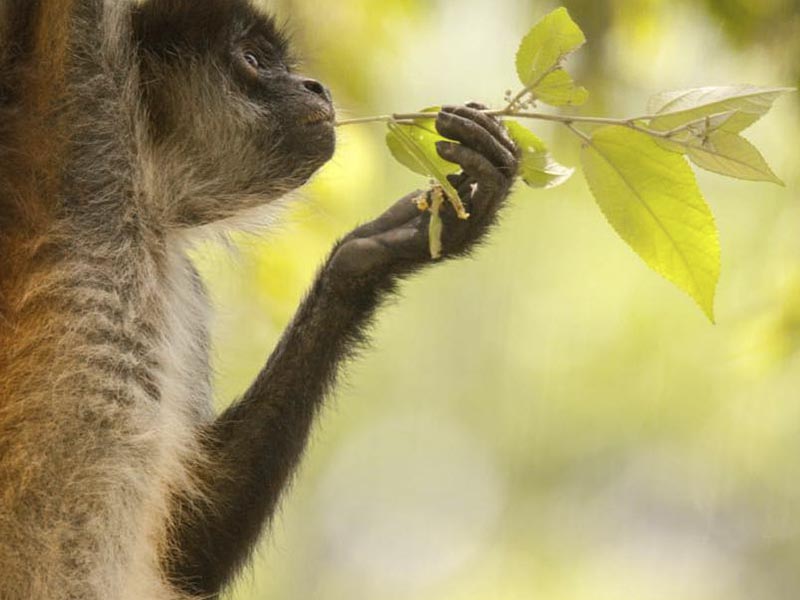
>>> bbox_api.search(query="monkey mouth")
[302,108,335,126]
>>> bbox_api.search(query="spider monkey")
[0,0,518,598]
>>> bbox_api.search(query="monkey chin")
[275,128,336,188]
[292,116,337,170]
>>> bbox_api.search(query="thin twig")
[336,107,701,141]
[337,109,652,127]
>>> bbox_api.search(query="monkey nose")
[302,78,332,103]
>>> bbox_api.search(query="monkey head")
[132,0,336,226]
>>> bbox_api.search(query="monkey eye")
[242,50,261,71]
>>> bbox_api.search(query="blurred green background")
[199,1,800,598]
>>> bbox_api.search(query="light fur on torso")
[0,230,216,600]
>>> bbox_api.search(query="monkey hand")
[326,104,519,288]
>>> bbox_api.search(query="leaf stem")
[505,87,535,112]
[502,63,562,111]
[563,121,592,144]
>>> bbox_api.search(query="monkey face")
[229,35,337,183]
[133,0,336,226]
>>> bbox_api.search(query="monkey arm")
[163,257,397,596]
[164,105,518,597]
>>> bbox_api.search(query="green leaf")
[386,116,465,217]
[504,121,573,188]
[534,69,589,107]
[515,8,586,90]
[385,111,459,179]
[647,86,794,134]
[581,126,720,321]
[664,130,784,185]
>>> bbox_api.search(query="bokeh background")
[198,1,800,598]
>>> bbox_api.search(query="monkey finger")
[454,174,478,204]
[436,141,504,205]
[444,105,518,159]
[436,111,517,173]
[445,174,484,220]
[446,172,470,191]
[436,145,508,224]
